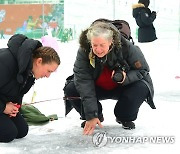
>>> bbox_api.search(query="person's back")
[132,0,157,42]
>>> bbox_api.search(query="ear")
[109,39,113,46]
[36,58,43,65]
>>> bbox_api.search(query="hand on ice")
[83,118,103,135]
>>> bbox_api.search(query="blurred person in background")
[132,0,158,67]
[132,0,157,43]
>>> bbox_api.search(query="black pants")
[0,112,28,143]
[64,80,149,122]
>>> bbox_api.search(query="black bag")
[63,74,74,116]
[112,19,134,44]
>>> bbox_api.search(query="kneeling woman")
[64,21,155,135]
[0,34,60,142]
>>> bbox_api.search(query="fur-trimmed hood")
[79,22,122,51]
[132,3,145,18]
[132,3,145,9]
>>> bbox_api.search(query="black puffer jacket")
[132,3,157,42]
[73,24,155,120]
[0,34,42,113]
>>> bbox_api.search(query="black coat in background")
[132,3,157,43]
[0,34,42,113]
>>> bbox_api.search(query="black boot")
[116,118,135,129]
[81,114,104,128]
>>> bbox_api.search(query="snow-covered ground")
[0,38,180,154]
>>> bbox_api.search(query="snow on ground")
[0,38,180,154]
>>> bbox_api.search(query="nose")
[94,46,101,52]
[46,73,51,78]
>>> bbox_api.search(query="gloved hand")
[152,11,156,14]
[152,11,157,16]
[151,11,157,19]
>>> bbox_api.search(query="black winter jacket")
[73,26,155,120]
[132,3,157,42]
[0,34,42,113]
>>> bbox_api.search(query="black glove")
[151,11,156,19]
[152,11,156,16]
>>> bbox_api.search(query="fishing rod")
[23,96,81,105]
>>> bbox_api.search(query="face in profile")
[91,37,112,58]
[32,58,59,79]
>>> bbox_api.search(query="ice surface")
[0,38,180,154]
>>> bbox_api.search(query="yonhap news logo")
[92,132,175,147]
[92,132,108,147]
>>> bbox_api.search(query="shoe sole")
[116,120,135,129]
[122,125,135,130]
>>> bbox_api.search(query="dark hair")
[138,0,150,7]
[32,46,60,65]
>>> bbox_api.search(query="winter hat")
[138,0,150,7]
[41,35,59,53]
